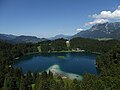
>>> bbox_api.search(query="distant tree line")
[70,37,120,53]
[39,38,68,52]
[39,38,120,53]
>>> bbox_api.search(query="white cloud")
[85,5,120,26]
[76,28,83,32]
[85,19,109,26]
[92,6,120,19]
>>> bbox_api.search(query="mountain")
[1,22,120,43]
[0,34,17,40]
[50,34,71,40]
[12,35,47,43]
[0,34,47,43]
[73,22,120,40]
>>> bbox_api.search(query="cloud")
[85,19,109,26]
[92,6,120,19]
[76,28,84,32]
[86,5,120,26]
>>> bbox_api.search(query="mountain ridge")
[0,34,47,43]
[73,22,120,40]
[49,34,71,40]
[0,22,120,43]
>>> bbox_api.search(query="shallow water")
[46,64,83,80]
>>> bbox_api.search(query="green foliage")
[0,40,38,89]
[33,71,39,83]
[51,38,68,51]
[48,70,53,79]
[96,45,120,76]
[40,38,68,52]
[41,43,51,52]
[0,39,120,90]
[70,37,120,53]
[25,70,33,86]
[3,77,18,90]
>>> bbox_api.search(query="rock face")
[73,22,120,40]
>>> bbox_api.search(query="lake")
[13,52,98,80]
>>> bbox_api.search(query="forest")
[0,38,120,90]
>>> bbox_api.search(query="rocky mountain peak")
[73,22,120,40]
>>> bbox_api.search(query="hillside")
[50,34,71,40]
[73,22,120,40]
[0,34,47,43]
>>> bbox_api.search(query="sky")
[0,0,120,38]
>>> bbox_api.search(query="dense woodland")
[0,38,120,90]
[39,38,68,52]
[39,38,120,53]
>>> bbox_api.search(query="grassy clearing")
[31,84,35,90]
[37,46,41,52]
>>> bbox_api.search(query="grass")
[57,56,65,59]
[37,46,41,52]
[31,84,35,90]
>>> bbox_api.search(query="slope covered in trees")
[39,38,120,53]
[70,37,120,53]
[0,38,120,90]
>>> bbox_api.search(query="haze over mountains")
[0,22,120,43]
[51,22,120,40]
[50,34,71,40]
[0,34,47,43]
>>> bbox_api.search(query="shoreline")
[13,51,98,80]
[14,50,101,60]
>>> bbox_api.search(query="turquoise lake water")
[13,52,98,79]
